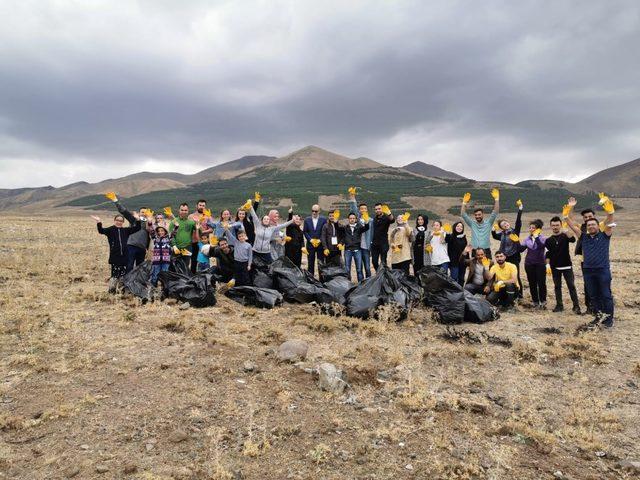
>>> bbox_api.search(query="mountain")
[402,161,467,180]
[264,146,382,171]
[574,157,640,196]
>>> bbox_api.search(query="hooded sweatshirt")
[249,206,293,254]
[388,222,413,264]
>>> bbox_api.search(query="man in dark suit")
[303,204,327,275]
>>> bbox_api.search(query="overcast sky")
[1,0,639,188]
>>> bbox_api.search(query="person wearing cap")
[146,219,178,287]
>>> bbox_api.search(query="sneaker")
[600,314,614,329]
[552,305,564,313]
[572,305,582,315]
[539,302,547,310]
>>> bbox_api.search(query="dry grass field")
[1,206,640,479]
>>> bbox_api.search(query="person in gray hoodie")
[248,204,294,265]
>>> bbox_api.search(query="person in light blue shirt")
[348,188,374,278]
[460,188,500,259]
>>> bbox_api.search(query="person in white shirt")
[429,220,453,273]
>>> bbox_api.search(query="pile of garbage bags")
[418,266,498,324]
[122,260,217,308]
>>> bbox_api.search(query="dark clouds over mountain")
[1,0,639,187]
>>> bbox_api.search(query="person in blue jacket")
[302,204,327,276]
[348,188,374,278]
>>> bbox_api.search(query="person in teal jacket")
[460,188,500,259]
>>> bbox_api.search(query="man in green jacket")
[170,203,198,274]
[460,189,500,259]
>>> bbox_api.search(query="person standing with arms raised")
[460,189,500,259]
[370,203,395,271]
[348,187,374,278]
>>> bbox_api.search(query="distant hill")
[264,146,382,171]
[574,157,640,196]
[402,161,467,180]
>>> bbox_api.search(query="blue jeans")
[197,262,210,272]
[583,267,614,318]
[450,263,466,286]
[151,263,170,286]
[435,262,449,273]
[360,249,372,278]
[345,249,364,282]
[127,245,147,272]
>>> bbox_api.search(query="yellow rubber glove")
[433,231,441,236]
[337,243,345,251]
[348,186,357,196]
[323,248,330,257]
[533,228,542,238]
[509,233,519,242]
[462,192,471,204]
[516,199,522,209]
[285,236,292,243]
[301,247,309,255]
[227,279,236,288]
[164,206,173,217]
[146,209,154,218]
[599,221,605,232]
[481,258,490,268]
[443,223,452,233]
[491,188,500,200]
[105,191,118,202]
[180,248,192,256]
[494,281,505,292]
[562,204,571,218]
[209,235,218,246]
[546,264,552,276]
[172,246,180,255]
[203,208,212,218]
[333,209,340,220]
[311,238,321,248]
[598,192,608,206]
[381,204,391,215]
[493,222,500,232]
[254,192,261,202]
[403,212,411,222]
[242,199,252,211]
[562,221,568,229]
[362,211,370,223]
[391,245,400,253]
[602,199,615,214]
[425,244,433,254]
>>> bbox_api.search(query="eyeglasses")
[312,210,319,213]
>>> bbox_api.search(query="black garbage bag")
[344,267,417,320]
[388,270,423,304]
[171,257,192,277]
[122,260,153,302]
[323,277,354,305]
[319,263,349,283]
[419,266,466,324]
[288,282,337,304]
[269,256,306,292]
[252,269,274,289]
[226,286,283,309]
[158,271,217,308]
[463,290,499,323]
[251,255,272,272]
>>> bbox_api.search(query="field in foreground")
[1,213,639,480]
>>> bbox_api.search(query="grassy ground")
[1,209,639,480]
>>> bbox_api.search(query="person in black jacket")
[201,238,235,283]
[91,213,141,293]
[343,212,370,281]
[234,197,259,245]
[545,216,581,314]
[492,200,524,296]
[321,210,345,267]
[370,203,394,272]
[285,209,305,268]
[448,221,468,286]
[575,208,595,313]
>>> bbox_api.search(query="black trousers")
[580,263,592,311]
[370,244,389,271]
[525,263,547,304]
[552,268,580,308]
[190,242,199,274]
[234,260,251,286]
[487,283,516,307]
[324,251,342,267]
[285,247,302,268]
[307,245,322,275]
[392,260,411,276]
[505,253,523,295]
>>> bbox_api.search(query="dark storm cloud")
[0,0,639,187]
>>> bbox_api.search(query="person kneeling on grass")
[463,246,492,294]
[92,213,142,293]
[486,250,518,309]
[200,237,235,283]
[223,227,253,287]
[147,219,178,287]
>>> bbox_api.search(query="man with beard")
[486,250,518,309]
[460,189,500,258]
[370,203,395,271]
[545,214,581,314]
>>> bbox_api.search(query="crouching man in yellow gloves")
[486,250,518,310]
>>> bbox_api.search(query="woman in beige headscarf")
[388,213,414,275]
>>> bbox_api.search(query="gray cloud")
[0,0,639,187]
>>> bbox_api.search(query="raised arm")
[514,201,523,234]
[564,197,582,237]
[249,205,260,225]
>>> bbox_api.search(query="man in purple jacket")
[522,219,547,309]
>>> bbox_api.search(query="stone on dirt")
[277,340,309,362]
[317,362,348,394]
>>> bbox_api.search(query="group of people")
[93,187,616,328]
